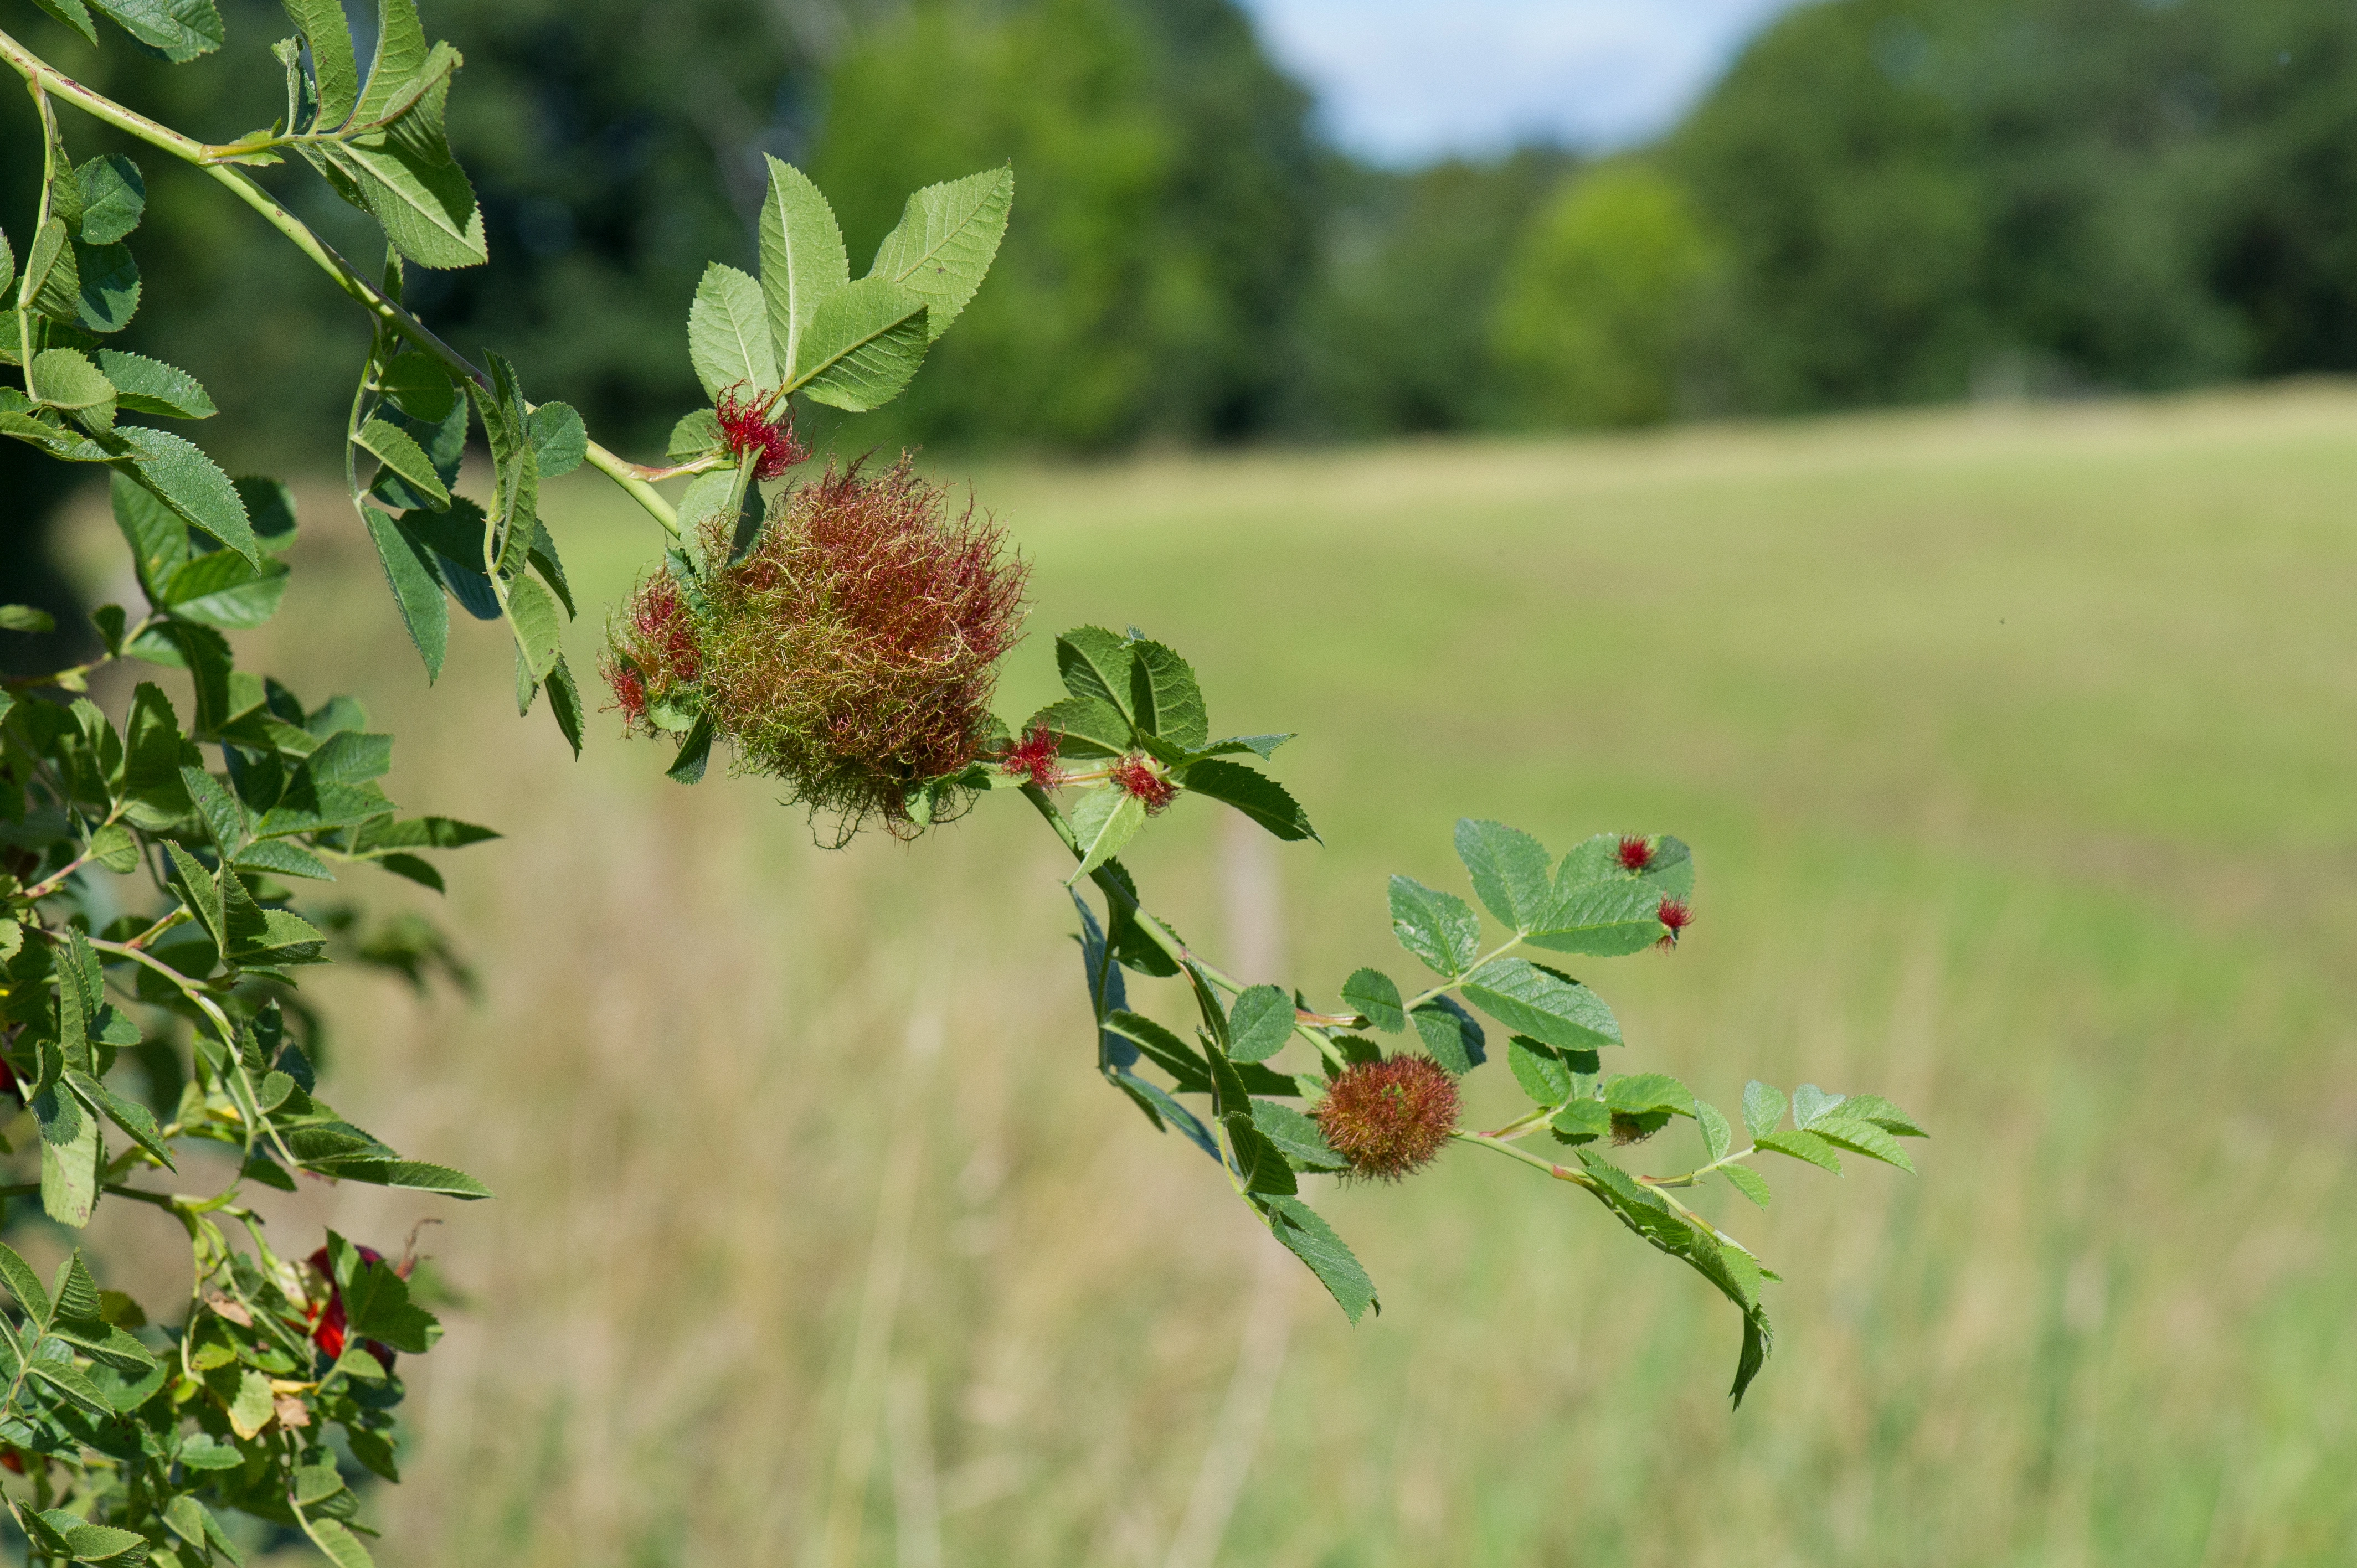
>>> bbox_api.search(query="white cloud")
[1237,0,1805,164]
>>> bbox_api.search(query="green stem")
[16,74,55,403]
[1401,937,1519,1013]
[1450,1129,1598,1188]
[0,26,681,539]
[1638,1145,1759,1190]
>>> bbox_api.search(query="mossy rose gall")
[1313,1055,1461,1180]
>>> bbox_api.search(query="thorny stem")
[0,27,683,538]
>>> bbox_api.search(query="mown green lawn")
[123,384,2355,1566]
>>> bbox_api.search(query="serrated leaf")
[1055,626,1135,715]
[793,277,928,411]
[40,1103,101,1227]
[1524,879,1670,957]
[1461,957,1621,1053]
[304,1517,375,1568]
[1340,967,1403,1033]
[72,241,140,334]
[868,165,1012,340]
[1697,1100,1732,1162]
[666,408,723,462]
[1178,758,1315,842]
[331,1233,441,1351]
[667,714,714,784]
[321,1159,492,1198]
[688,262,779,398]
[74,156,146,245]
[30,1356,112,1416]
[95,349,211,417]
[29,348,112,412]
[0,604,55,632]
[1840,1092,1929,1139]
[88,0,224,60]
[1790,1083,1846,1129]
[1128,638,1207,750]
[529,400,585,479]
[1226,984,1294,1064]
[1507,1035,1571,1105]
[1755,1128,1841,1174]
[1263,1195,1377,1322]
[759,157,850,380]
[1038,693,1132,756]
[505,572,563,684]
[158,548,287,630]
[355,415,449,508]
[25,219,76,323]
[1105,1010,1211,1092]
[1454,818,1553,932]
[1810,1116,1917,1173]
[1722,1163,1771,1208]
[64,1070,174,1171]
[327,139,486,270]
[0,1242,54,1326]
[1387,874,1479,977]
[1251,1099,1345,1170]
[1409,996,1486,1074]
[374,349,457,422]
[281,0,359,125]
[1604,1072,1694,1117]
[361,508,445,679]
[27,0,98,45]
[1741,1080,1785,1139]
[1064,787,1146,884]
[234,838,333,880]
[112,426,258,564]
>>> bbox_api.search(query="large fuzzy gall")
[1313,1055,1461,1181]
[691,457,1028,836]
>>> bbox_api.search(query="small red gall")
[1110,754,1175,813]
[713,385,809,482]
[1618,834,1655,872]
[1656,896,1695,949]
[1000,723,1066,789]
[1312,1055,1461,1181]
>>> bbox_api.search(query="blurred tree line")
[9,0,2357,586]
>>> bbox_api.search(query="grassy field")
[62,384,2357,1565]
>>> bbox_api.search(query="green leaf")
[666,408,724,462]
[1181,759,1315,842]
[361,507,446,680]
[1453,818,1553,932]
[1261,1195,1377,1323]
[1038,694,1132,756]
[1697,1100,1733,1162]
[1809,1116,1917,1173]
[545,651,585,759]
[1755,1128,1841,1175]
[281,0,359,125]
[63,1071,173,1171]
[27,0,98,45]
[24,218,76,323]
[86,0,223,60]
[868,165,1013,341]
[1064,787,1146,884]
[504,572,564,684]
[71,241,140,334]
[325,1159,493,1199]
[158,549,289,630]
[30,348,112,413]
[1732,1308,1774,1410]
[1409,996,1486,1074]
[1741,1080,1784,1139]
[109,470,186,597]
[476,352,539,575]
[0,605,55,633]
[330,1232,441,1351]
[174,1433,244,1472]
[95,349,211,418]
[1460,957,1622,1053]
[1557,831,1696,902]
[1104,1010,1211,1092]
[1250,1098,1345,1170]
[233,838,333,881]
[1195,733,1291,760]
[792,277,928,411]
[1524,879,1671,957]
[113,426,258,564]
[758,157,850,381]
[688,262,780,398]
[304,1518,376,1568]
[529,401,586,479]
[666,714,714,784]
[1226,984,1294,1064]
[375,349,458,423]
[73,157,145,246]
[29,1356,112,1417]
[355,415,449,508]
[351,0,427,122]
[1840,1092,1929,1139]
[1507,1035,1571,1105]
[1340,967,1403,1033]
[327,138,486,270]
[1055,626,1136,717]
[1388,874,1480,977]
[1605,1072,1694,1117]
[1128,638,1208,750]
[1722,1163,1771,1208]
[0,1242,54,1326]
[1789,1083,1846,1130]
[39,1100,101,1228]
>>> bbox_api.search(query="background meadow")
[43,382,2357,1565]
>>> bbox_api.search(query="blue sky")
[1234,0,1807,164]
